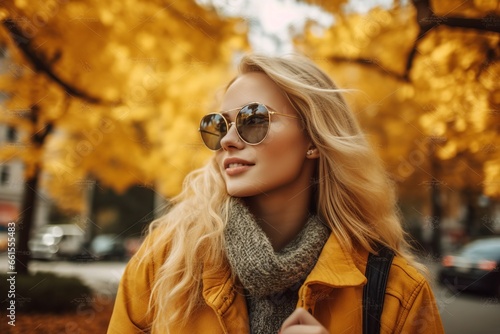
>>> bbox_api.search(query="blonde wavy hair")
[142,54,423,333]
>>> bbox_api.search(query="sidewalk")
[0,254,127,296]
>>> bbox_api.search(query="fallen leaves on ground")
[1,296,114,334]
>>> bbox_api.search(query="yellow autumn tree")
[0,0,247,272]
[299,0,499,193]
[297,0,499,253]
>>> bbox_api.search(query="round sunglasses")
[199,102,300,150]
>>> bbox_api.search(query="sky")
[201,0,393,54]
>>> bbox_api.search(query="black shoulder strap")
[362,246,395,334]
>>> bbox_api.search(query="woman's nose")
[220,122,244,150]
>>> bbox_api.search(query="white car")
[29,224,86,260]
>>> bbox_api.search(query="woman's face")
[215,72,316,199]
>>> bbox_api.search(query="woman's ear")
[305,147,320,159]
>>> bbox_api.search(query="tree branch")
[1,19,120,106]
[406,0,499,80]
[329,1,500,82]
[327,56,408,81]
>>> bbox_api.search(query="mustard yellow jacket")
[108,231,444,333]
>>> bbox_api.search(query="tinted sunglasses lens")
[200,114,226,150]
[236,103,270,144]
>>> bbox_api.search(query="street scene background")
[0,0,499,333]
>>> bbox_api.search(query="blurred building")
[0,124,24,225]
[0,48,51,230]
[0,45,23,226]
[0,124,54,229]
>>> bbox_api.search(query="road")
[2,255,499,333]
[425,259,500,334]
[433,284,500,334]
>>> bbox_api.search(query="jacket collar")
[296,232,367,311]
[304,232,367,288]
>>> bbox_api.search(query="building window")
[0,165,9,185]
[6,127,16,142]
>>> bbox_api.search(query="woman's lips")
[227,163,248,168]
[225,163,253,176]
[224,158,254,176]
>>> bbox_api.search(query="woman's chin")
[226,186,259,198]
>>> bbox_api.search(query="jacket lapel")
[298,233,367,310]
[202,262,250,333]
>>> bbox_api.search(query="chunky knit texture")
[224,201,330,334]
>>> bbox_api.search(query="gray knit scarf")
[224,201,330,334]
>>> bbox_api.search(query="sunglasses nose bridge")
[224,120,236,136]
[227,120,242,141]
[219,119,242,147]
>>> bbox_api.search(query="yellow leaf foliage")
[298,1,500,198]
[484,158,500,197]
[0,0,248,212]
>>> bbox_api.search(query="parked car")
[89,234,127,261]
[438,237,500,297]
[29,224,86,260]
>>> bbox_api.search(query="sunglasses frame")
[199,102,300,151]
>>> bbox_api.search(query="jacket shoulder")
[385,256,428,307]
[107,226,170,333]
[381,256,444,333]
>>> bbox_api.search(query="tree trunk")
[430,176,442,258]
[14,105,50,275]
[429,138,442,258]
[15,170,39,275]
[464,189,476,239]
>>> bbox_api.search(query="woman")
[108,54,444,333]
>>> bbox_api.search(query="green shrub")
[0,272,93,313]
